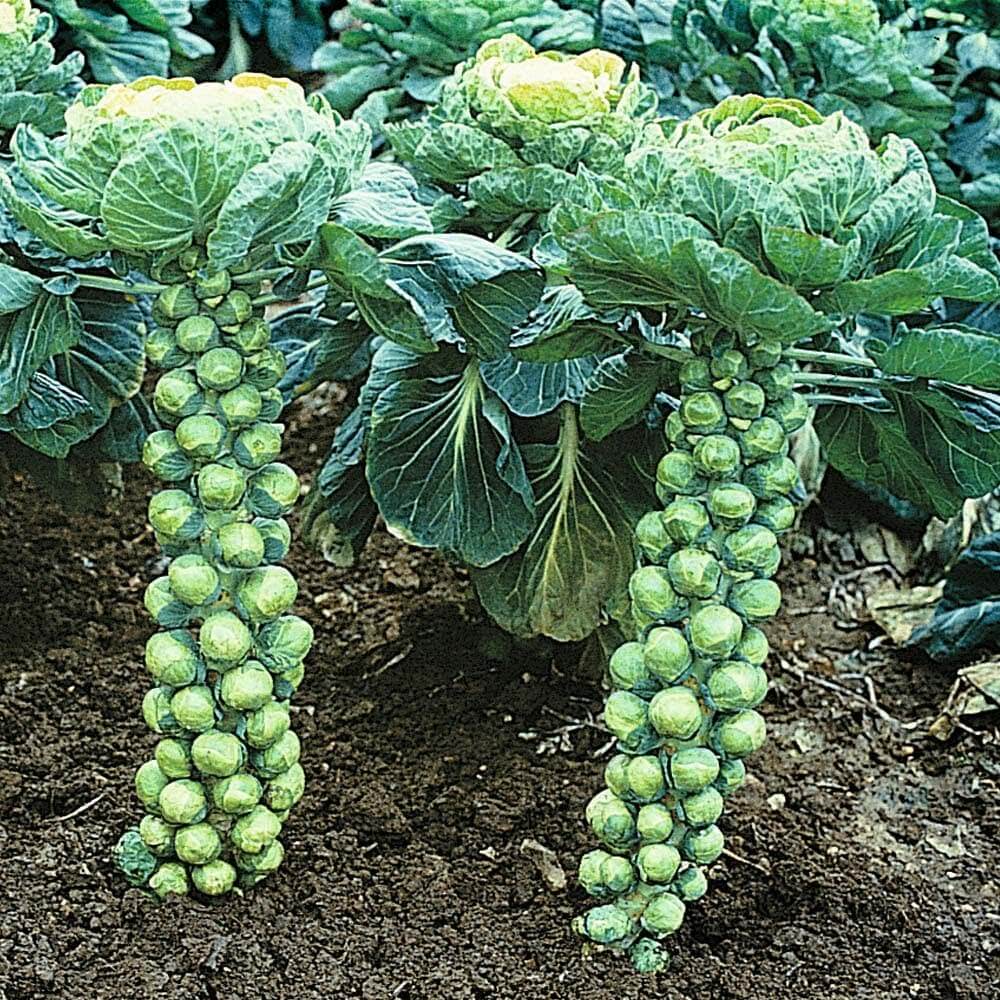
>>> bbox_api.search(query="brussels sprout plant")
[3,72,373,895]
[552,95,1000,971]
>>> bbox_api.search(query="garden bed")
[0,399,997,1000]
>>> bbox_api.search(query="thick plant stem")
[113,253,312,897]
[574,334,806,972]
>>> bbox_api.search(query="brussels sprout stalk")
[575,332,804,972]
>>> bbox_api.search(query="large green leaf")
[480,354,599,418]
[876,324,1000,390]
[579,349,669,441]
[471,413,657,641]
[102,122,263,251]
[366,359,535,566]
[207,141,334,271]
[814,382,1000,518]
[0,290,81,413]
[12,127,104,217]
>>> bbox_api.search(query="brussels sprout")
[153,370,204,425]
[245,700,291,749]
[154,284,199,322]
[142,686,180,734]
[768,392,810,433]
[148,489,204,541]
[682,824,724,864]
[665,410,687,446]
[649,686,702,740]
[759,363,795,400]
[218,384,263,428]
[233,422,281,468]
[656,451,706,499]
[142,430,194,482]
[679,391,725,432]
[723,525,780,577]
[586,789,637,851]
[629,566,687,624]
[661,498,709,545]
[579,849,635,897]
[216,522,266,568]
[672,865,708,902]
[235,838,285,882]
[247,463,300,517]
[113,829,157,886]
[693,435,741,477]
[641,892,685,937]
[707,484,757,528]
[737,626,770,666]
[713,709,766,758]
[220,661,274,710]
[146,327,188,369]
[191,730,245,777]
[175,315,221,353]
[266,762,305,811]
[740,417,788,463]
[258,388,284,422]
[135,760,170,811]
[145,629,200,687]
[609,642,653,695]
[730,579,782,621]
[688,605,743,659]
[629,938,671,974]
[196,270,232,300]
[150,861,190,898]
[604,690,651,751]
[174,414,227,461]
[250,729,301,778]
[212,773,263,814]
[231,805,282,854]
[634,510,672,562]
[576,904,633,944]
[679,358,712,390]
[214,290,254,328]
[170,684,217,732]
[747,340,782,369]
[158,778,208,824]
[197,462,246,511]
[679,786,724,827]
[168,554,221,607]
[256,615,314,672]
[255,517,292,562]
[642,627,692,685]
[228,317,270,354]
[192,859,238,896]
[200,610,252,665]
[711,349,748,381]
[237,566,298,622]
[155,737,192,779]
[636,844,681,884]
[606,755,666,803]
[715,758,747,797]
[744,456,799,499]
[144,577,191,628]
[755,497,797,533]
[174,822,222,864]
[636,802,674,844]
[668,747,720,791]
[196,347,244,391]
[725,382,766,420]
[707,661,768,711]
[667,548,721,599]
[243,348,286,390]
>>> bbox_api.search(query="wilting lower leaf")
[471,412,657,641]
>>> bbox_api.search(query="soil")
[1,397,998,1000]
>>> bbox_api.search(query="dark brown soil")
[1,399,998,1000]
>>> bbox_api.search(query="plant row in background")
[1,0,999,976]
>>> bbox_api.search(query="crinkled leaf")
[579,349,670,441]
[480,353,599,418]
[876,324,1000,390]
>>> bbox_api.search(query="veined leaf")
[480,353,600,418]
[877,324,1000,390]
[471,410,657,641]
[580,349,670,441]
[366,359,535,566]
